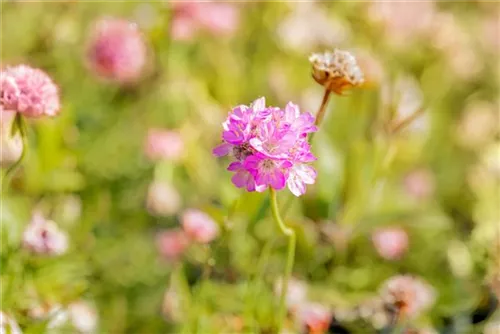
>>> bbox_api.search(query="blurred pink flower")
[1,65,60,117]
[156,229,189,261]
[145,129,184,162]
[68,301,98,334]
[0,311,22,334]
[0,110,23,167]
[162,284,183,322]
[146,181,182,217]
[295,302,331,334]
[22,212,68,256]
[403,169,435,201]
[372,227,409,260]
[86,18,148,84]
[380,275,436,320]
[170,2,239,41]
[181,209,219,244]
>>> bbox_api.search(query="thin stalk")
[269,188,296,333]
[314,89,332,127]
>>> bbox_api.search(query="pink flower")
[86,18,147,84]
[170,2,240,41]
[372,227,409,260]
[274,277,308,311]
[22,212,68,256]
[1,65,60,117]
[295,302,332,334]
[181,209,219,244]
[380,275,436,320]
[404,169,435,201]
[144,129,184,162]
[213,97,317,196]
[156,229,189,261]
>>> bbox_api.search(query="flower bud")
[0,110,23,167]
[146,181,182,217]
[274,277,308,311]
[156,229,189,261]
[181,209,219,244]
[372,227,408,260]
[22,212,68,256]
[144,129,184,162]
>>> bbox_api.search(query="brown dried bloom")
[309,49,364,95]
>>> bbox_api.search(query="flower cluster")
[1,65,60,117]
[213,97,317,197]
[309,49,364,95]
[22,212,69,256]
[86,18,147,84]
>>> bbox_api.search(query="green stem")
[269,188,296,333]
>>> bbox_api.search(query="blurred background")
[1,1,499,333]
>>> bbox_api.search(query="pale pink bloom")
[481,11,500,54]
[181,209,219,244]
[0,311,22,334]
[22,212,68,256]
[0,110,23,167]
[368,1,436,46]
[28,303,68,329]
[144,129,184,162]
[295,302,331,334]
[380,275,436,319]
[68,301,98,334]
[162,284,183,322]
[404,169,435,201]
[372,227,408,260]
[146,181,182,217]
[1,65,60,117]
[170,2,239,41]
[86,18,147,84]
[156,229,189,261]
[274,277,308,311]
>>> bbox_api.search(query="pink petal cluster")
[181,209,219,244]
[86,18,147,84]
[144,129,184,162]
[380,275,436,319]
[1,65,60,117]
[22,212,68,256]
[372,227,409,260]
[170,2,240,41]
[156,229,189,261]
[213,97,317,196]
[295,302,332,334]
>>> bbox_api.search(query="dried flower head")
[22,212,69,256]
[182,209,219,244]
[372,227,409,260]
[1,65,60,117]
[380,275,436,320]
[213,97,317,196]
[86,18,147,84]
[144,129,184,162]
[309,50,364,95]
[156,229,189,261]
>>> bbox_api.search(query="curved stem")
[314,88,332,127]
[269,188,296,333]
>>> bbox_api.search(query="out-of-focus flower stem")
[269,188,295,333]
[314,89,333,127]
[2,114,27,192]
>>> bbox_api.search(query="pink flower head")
[145,129,184,162]
[22,212,68,256]
[86,18,147,84]
[156,229,189,261]
[213,97,317,196]
[380,275,436,320]
[170,2,240,41]
[1,65,60,117]
[372,227,409,260]
[181,209,219,244]
[295,302,332,334]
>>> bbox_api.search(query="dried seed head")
[309,49,364,95]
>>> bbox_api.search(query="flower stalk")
[269,188,296,333]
